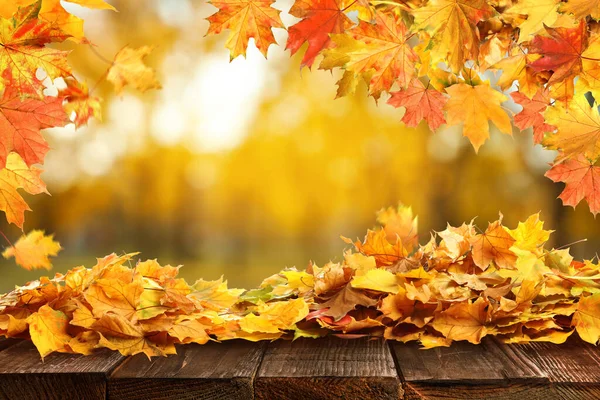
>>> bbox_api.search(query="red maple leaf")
[286,0,353,68]
[529,20,588,85]
[545,155,600,216]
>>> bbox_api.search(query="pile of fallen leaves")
[1,205,599,359]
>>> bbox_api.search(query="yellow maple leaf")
[492,52,541,99]
[107,46,162,94]
[560,0,600,20]
[413,0,495,72]
[0,0,36,19]
[445,81,512,152]
[190,277,244,310]
[351,268,401,293]
[543,94,600,160]
[508,213,553,254]
[239,298,309,333]
[2,230,61,270]
[27,305,72,359]
[507,0,561,43]
[65,0,116,11]
[206,0,284,59]
[573,293,600,344]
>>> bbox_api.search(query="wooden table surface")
[0,336,598,400]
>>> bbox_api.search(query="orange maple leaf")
[60,78,102,127]
[0,74,69,169]
[0,152,48,228]
[545,156,600,216]
[511,89,555,144]
[207,0,284,59]
[470,218,517,270]
[388,79,447,131]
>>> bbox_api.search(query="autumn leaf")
[319,284,377,321]
[432,298,489,343]
[560,0,600,20]
[507,0,561,44]
[64,0,117,11]
[350,268,401,293]
[413,0,495,72]
[0,0,36,19]
[543,95,600,161]
[0,75,69,169]
[511,89,555,144]
[0,6,73,97]
[492,52,541,99]
[320,13,418,99]
[344,229,408,267]
[545,156,600,216]
[508,213,553,254]
[286,0,353,68]
[60,78,102,127]
[388,79,447,131]
[528,21,587,85]
[107,46,162,94]
[470,218,517,270]
[206,0,283,59]
[444,80,512,152]
[573,293,600,344]
[2,230,61,270]
[0,152,48,228]
[27,305,72,359]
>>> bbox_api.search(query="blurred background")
[1,0,599,292]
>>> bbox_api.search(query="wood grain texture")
[255,337,402,400]
[0,340,124,400]
[391,338,549,400]
[505,336,600,400]
[108,341,265,400]
[0,338,19,352]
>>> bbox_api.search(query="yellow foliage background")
[0,0,598,292]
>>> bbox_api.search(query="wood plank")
[0,340,125,400]
[0,338,19,352]
[108,341,265,400]
[505,336,600,400]
[255,337,402,400]
[391,338,549,400]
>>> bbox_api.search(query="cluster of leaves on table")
[207,0,600,215]
[1,205,599,359]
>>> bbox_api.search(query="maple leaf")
[573,293,600,344]
[560,0,600,21]
[0,152,48,228]
[376,204,419,253]
[0,0,36,19]
[107,46,162,94]
[344,229,408,267]
[207,0,283,60]
[507,0,561,44]
[0,5,73,97]
[60,78,102,127]
[2,230,61,270]
[85,276,144,321]
[413,0,495,72]
[319,285,377,321]
[508,213,553,254]
[320,13,418,99]
[98,333,177,359]
[432,298,489,343]
[190,277,244,310]
[27,305,72,359]
[388,79,447,131]
[0,76,69,169]
[545,156,600,216]
[444,80,512,152]
[543,95,600,161]
[528,21,587,85]
[492,53,541,99]
[64,0,117,11]
[286,0,353,68]
[239,298,309,333]
[351,268,401,293]
[511,89,555,144]
[470,218,517,270]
